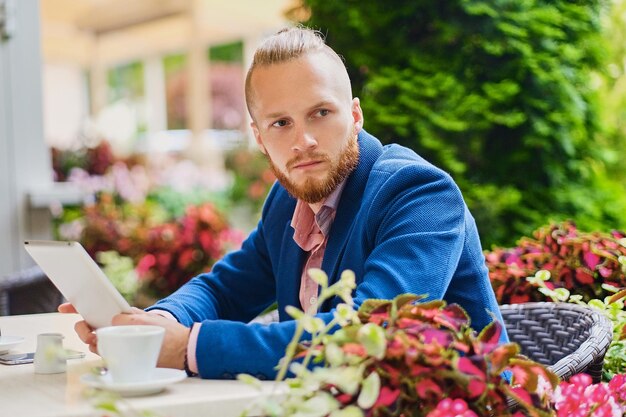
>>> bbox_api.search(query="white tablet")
[23,240,132,328]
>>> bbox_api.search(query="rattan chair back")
[500,302,614,383]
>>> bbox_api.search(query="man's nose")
[291,127,317,152]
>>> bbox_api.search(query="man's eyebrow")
[261,101,337,120]
[262,111,287,120]
[310,100,335,109]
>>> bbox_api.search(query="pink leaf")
[374,387,400,408]
[415,379,443,399]
[457,357,486,379]
[583,251,600,269]
[467,379,487,398]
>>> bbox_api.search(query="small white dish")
[0,336,25,354]
[80,368,186,396]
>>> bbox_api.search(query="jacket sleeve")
[145,186,282,324]
[144,185,324,379]
[349,158,506,341]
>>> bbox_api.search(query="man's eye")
[318,109,330,117]
[272,120,289,128]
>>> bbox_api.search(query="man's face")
[248,51,363,204]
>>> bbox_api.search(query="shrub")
[486,221,626,305]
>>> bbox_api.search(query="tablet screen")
[23,240,132,328]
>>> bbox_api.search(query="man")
[61,26,508,379]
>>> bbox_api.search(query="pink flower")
[426,398,479,417]
[553,373,626,417]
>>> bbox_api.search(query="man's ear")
[351,97,364,133]
[251,122,267,155]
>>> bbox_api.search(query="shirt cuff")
[187,322,201,374]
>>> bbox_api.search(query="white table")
[0,313,279,417]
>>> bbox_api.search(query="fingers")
[58,303,78,314]
[74,320,96,347]
[111,310,150,326]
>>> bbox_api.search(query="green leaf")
[308,268,328,287]
[301,316,325,334]
[357,323,386,360]
[292,391,339,417]
[334,303,359,326]
[329,405,364,417]
[325,366,363,395]
[358,299,391,322]
[390,293,423,320]
[95,401,120,412]
[286,306,305,321]
[536,270,551,281]
[588,299,606,310]
[237,373,263,389]
[325,343,344,367]
[357,371,380,409]
[553,288,570,301]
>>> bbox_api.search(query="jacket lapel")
[322,131,383,288]
[276,217,306,320]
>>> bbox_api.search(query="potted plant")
[240,270,558,417]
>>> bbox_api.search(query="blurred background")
[1,0,625,311]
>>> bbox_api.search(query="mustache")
[286,153,331,170]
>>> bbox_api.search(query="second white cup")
[96,325,165,383]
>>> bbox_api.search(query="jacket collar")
[322,130,383,285]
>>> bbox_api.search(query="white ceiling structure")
[39,0,298,68]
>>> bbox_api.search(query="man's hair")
[245,26,349,116]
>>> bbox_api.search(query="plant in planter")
[240,269,558,417]
[486,221,626,305]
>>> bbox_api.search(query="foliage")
[51,141,118,181]
[52,144,245,301]
[485,221,626,305]
[56,192,242,301]
[223,147,276,216]
[299,0,626,247]
[605,340,626,380]
[96,251,139,303]
[242,270,558,417]
[596,0,626,184]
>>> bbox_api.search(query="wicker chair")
[0,265,64,316]
[500,302,614,383]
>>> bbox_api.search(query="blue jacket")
[147,130,508,379]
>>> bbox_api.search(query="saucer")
[0,336,25,354]
[80,368,186,396]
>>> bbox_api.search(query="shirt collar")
[290,179,348,245]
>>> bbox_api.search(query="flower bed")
[485,221,626,305]
[485,221,626,380]
[241,270,626,417]
[51,141,245,302]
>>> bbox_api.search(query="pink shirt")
[154,181,346,375]
[291,181,345,313]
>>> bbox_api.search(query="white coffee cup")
[96,325,165,383]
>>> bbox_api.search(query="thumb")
[58,303,78,314]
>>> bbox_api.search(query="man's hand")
[58,303,190,370]
[111,310,190,370]
[58,302,98,354]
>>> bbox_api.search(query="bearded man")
[62,26,508,379]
